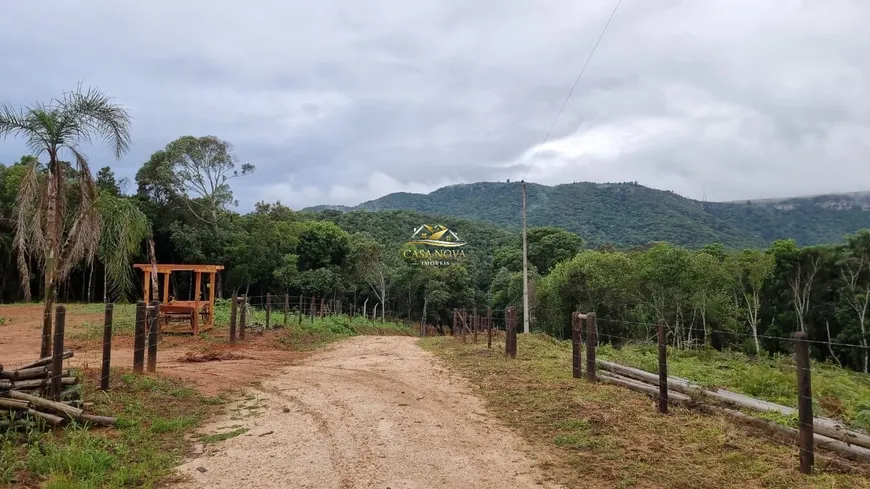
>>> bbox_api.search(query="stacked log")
[596,359,870,462]
[0,351,116,430]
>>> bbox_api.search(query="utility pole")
[521,181,530,334]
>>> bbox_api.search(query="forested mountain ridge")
[305,182,870,248]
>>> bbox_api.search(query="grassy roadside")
[1,370,226,489]
[597,344,870,431]
[420,334,870,489]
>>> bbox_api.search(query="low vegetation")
[421,334,870,489]
[0,370,225,488]
[277,315,414,351]
[597,344,870,431]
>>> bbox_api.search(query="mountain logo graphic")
[407,224,467,248]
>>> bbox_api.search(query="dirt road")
[173,336,564,489]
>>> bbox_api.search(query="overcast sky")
[2,0,869,209]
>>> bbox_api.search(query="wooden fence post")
[310,296,316,322]
[100,303,113,391]
[460,309,467,343]
[133,301,146,374]
[50,305,66,400]
[487,308,493,349]
[41,308,51,359]
[572,313,583,379]
[240,295,247,340]
[299,295,304,325]
[506,307,517,358]
[795,331,814,474]
[283,293,289,327]
[147,301,159,373]
[658,320,668,414]
[450,307,459,340]
[230,293,238,344]
[265,293,272,329]
[586,312,597,382]
[472,308,479,343]
[320,298,325,318]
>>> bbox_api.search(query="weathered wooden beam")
[599,372,691,404]
[78,413,117,427]
[7,391,83,418]
[597,359,870,450]
[18,350,73,370]
[0,366,49,380]
[0,398,29,410]
[701,405,870,463]
[600,370,870,463]
[11,377,78,390]
[27,408,64,427]
[133,264,225,273]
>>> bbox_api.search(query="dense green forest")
[307,181,870,248]
[1,87,868,373]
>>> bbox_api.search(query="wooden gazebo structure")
[133,264,224,335]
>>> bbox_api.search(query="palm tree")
[0,86,132,357]
[95,192,151,302]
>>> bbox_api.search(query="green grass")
[277,314,414,351]
[596,344,870,431]
[421,334,870,489]
[67,303,138,340]
[0,371,226,488]
[69,300,414,347]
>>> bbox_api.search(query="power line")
[522,0,624,180]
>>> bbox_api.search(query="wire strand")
[521,0,623,180]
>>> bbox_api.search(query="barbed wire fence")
[1,294,417,406]
[5,299,869,477]
[447,305,870,476]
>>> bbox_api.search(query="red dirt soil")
[0,304,303,396]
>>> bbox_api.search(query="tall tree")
[737,249,774,355]
[840,230,870,372]
[635,243,692,345]
[348,232,391,323]
[789,249,822,333]
[0,86,131,356]
[163,135,254,226]
[140,136,254,297]
[527,227,583,274]
[95,166,121,196]
[690,251,732,347]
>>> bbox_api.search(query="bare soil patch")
[0,304,303,396]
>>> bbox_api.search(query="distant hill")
[303,182,870,248]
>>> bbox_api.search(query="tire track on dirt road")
[173,336,567,489]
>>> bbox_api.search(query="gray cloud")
[1,0,869,209]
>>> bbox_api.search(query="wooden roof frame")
[133,264,224,273]
[135,264,223,335]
